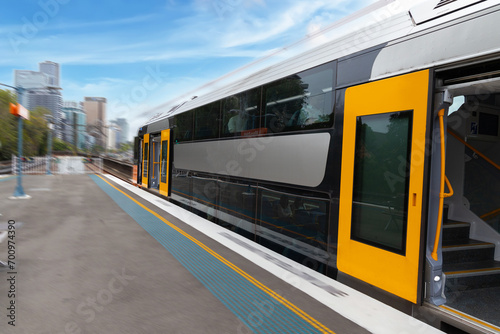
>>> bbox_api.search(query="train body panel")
[135,1,500,332]
[174,132,330,188]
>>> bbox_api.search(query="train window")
[259,189,329,252]
[171,169,192,209]
[194,101,220,140]
[191,175,219,222]
[217,179,256,228]
[161,140,168,183]
[174,111,193,142]
[222,88,262,137]
[263,63,335,134]
[143,143,149,178]
[351,111,413,254]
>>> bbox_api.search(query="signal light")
[9,103,30,120]
[9,103,18,116]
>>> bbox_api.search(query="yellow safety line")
[96,175,336,334]
[439,305,500,332]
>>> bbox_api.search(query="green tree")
[0,90,56,160]
[23,106,51,157]
[0,90,18,160]
[52,137,75,153]
[118,142,132,153]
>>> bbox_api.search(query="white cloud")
[2,0,388,139]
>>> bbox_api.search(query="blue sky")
[0,0,418,141]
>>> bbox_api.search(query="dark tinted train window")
[143,143,149,178]
[351,111,413,254]
[171,169,192,205]
[194,101,220,140]
[264,63,335,133]
[217,179,256,227]
[259,189,329,252]
[191,175,219,221]
[222,88,262,137]
[174,111,193,142]
[161,140,168,183]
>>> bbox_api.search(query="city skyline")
[12,60,130,151]
[0,0,425,140]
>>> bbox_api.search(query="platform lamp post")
[44,114,54,175]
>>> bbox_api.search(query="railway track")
[91,157,134,184]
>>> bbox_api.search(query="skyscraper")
[13,62,63,138]
[39,61,60,87]
[62,101,87,150]
[114,118,130,145]
[83,97,107,148]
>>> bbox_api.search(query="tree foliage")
[0,89,51,160]
[118,142,132,153]
[52,137,75,153]
[0,90,20,160]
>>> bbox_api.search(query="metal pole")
[46,122,53,175]
[12,116,26,197]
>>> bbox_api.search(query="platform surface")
[0,174,443,333]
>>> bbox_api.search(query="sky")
[0,0,424,142]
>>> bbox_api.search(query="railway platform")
[0,174,443,334]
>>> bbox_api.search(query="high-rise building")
[83,97,107,148]
[62,101,87,150]
[113,118,130,145]
[39,61,60,87]
[13,64,63,138]
[107,123,120,151]
[13,70,49,107]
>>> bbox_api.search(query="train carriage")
[135,1,500,332]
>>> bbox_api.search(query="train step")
[444,260,500,290]
[442,219,500,290]
[442,239,495,264]
[442,220,471,242]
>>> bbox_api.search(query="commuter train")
[134,1,500,332]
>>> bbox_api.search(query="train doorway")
[159,129,171,197]
[134,136,142,185]
[142,134,149,188]
[429,60,500,329]
[150,135,161,189]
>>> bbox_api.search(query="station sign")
[9,103,30,120]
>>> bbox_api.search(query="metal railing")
[11,156,102,175]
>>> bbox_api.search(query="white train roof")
[143,0,500,126]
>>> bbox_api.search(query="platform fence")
[11,155,102,175]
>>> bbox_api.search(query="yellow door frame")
[159,129,170,196]
[338,70,430,303]
[142,134,149,188]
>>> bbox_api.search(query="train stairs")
[442,219,500,290]
[441,212,500,328]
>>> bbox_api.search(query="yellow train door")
[142,134,149,188]
[159,129,171,196]
[338,70,430,303]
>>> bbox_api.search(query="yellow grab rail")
[448,129,499,222]
[432,109,454,261]
[447,129,500,171]
[481,208,500,220]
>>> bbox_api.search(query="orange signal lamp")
[9,103,18,116]
[9,103,30,120]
